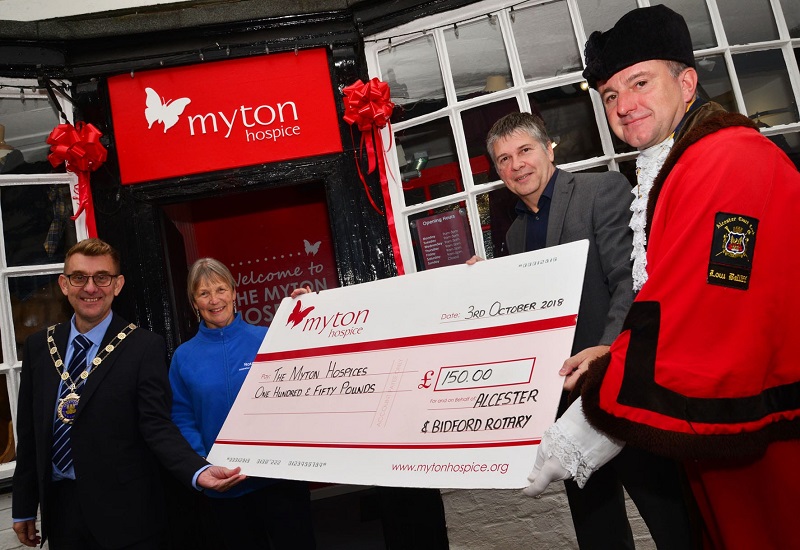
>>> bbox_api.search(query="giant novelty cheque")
[208,240,588,488]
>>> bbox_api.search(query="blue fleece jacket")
[169,313,274,498]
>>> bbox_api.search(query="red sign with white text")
[164,183,339,327]
[107,48,343,184]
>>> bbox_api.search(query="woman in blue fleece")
[169,258,316,550]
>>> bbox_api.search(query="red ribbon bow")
[342,77,405,274]
[343,77,394,132]
[47,121,107,238]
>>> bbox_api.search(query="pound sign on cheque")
[418,370,434,389]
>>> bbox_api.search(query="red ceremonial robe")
[580,104,800,549]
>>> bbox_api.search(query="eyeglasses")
[63,273,119,287]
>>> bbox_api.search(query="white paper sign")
[208,240,588,488]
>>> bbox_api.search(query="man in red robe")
[525,6,800,549]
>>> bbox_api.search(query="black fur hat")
[582,4,695,89]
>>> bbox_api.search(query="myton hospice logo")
[142,85,303,142]
[144,87,191,132]
[287,300,315,328]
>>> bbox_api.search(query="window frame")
[0,77,80,479]
[364,0,800,272]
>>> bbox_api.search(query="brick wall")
[441,484,655,549]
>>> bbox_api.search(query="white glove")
[522,431,570,497]
[523,397,625,497]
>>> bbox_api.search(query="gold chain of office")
[47,323,137,424]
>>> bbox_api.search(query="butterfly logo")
[304,239,321,256]
[144,87,191,133]
[287,300,315,329]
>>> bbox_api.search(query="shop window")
[615,159,638,190]
[0,77,76,475]
[0,373,14,464]
[409,204,475,271]
[460,98,519,184]
[768,131,800,170]
[717,0,779,45]
[476,186,517,260]
[528,86,604,165]
[365,0,800,272]
[3,184,76,267]
[695,55,737,113]
[610,128,637,156]
[0,175,78,474]
[9,274,72,357]
[396,118,459,206]
[575,0,637,37]
[444,14,512,102]
[659,0,716,49]
[734,50,799,127]
[380,34,446,124]
[513,0,582,81]
[786,2,800,39]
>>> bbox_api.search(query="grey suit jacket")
[506,169,634,354]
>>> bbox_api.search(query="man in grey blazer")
[487,113,696,548]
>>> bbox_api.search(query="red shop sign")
[107,48,343,184]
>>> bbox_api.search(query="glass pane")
[460,98,519,185]
[396,118,459,206]
[733,50,799,127]
[409,204,475,270]
[575,164,636,190]
[0,89,62,170]
[0,145,25,174]
[513,0,582,81]
[444,15,512,101]
[617,159,638,188]
[379,34,446,124]
[658,0,716,49]
[0,373,13,463]
[528,85,604,164]
[1,184,77,267]
[718,0,778,44]
[696,55,737,113]
[785,1,800,38]
[611,128,637,155]
[477,186,518,260]
[768,131,800,170]
[576,0,638,37]
[10,273,71,358]
[796,46,800,85]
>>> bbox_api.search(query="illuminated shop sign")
[108,48,342,184]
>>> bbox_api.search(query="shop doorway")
[158,181,391,548]
[161,181,340,339]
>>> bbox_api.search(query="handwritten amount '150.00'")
[439,367,494,388]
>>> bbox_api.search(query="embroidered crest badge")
[707,212,758,290]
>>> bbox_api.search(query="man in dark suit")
[12,238,245,549]
[486,112,696,548]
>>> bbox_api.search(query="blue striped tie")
[52,334,92,474]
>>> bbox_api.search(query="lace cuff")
[545,397,625,488]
